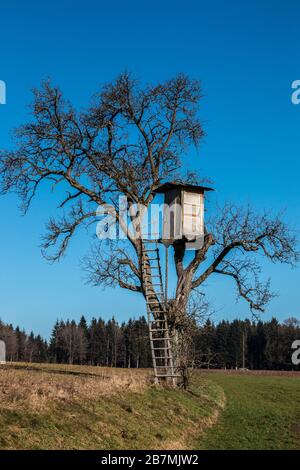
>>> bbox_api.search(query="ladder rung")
[155,356,172,359]
[156,366,174,368]
[156,374,181,378]
[149,320,167,328]
[150,329,168,332]
[152,338,169,341]
[146,291,164,294]
[149,317,166,320]
[153,347,170,350]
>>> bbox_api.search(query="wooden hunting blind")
[153,182,213,250]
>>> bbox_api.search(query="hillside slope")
[0,363,224,450]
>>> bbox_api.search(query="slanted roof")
[153,181,214,194]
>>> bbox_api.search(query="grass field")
[0,363,299,450]
[197,371,300,450]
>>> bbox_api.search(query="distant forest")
[0,316,299,370]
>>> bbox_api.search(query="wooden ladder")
[141,240,179,386]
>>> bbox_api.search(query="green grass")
[196,372,300,450]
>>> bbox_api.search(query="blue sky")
[0,0,299,337]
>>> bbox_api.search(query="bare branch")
[41,200,96,261]
[82,240,141,293]
[190,203,298,311]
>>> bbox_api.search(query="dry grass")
[0,362,150,411]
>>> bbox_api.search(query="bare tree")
[0,73,298,384]
[58,321,87,365]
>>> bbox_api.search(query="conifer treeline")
[0,316,299,370]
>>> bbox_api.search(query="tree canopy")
[0,72,298,324]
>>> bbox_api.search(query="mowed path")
[195,371,300,450]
